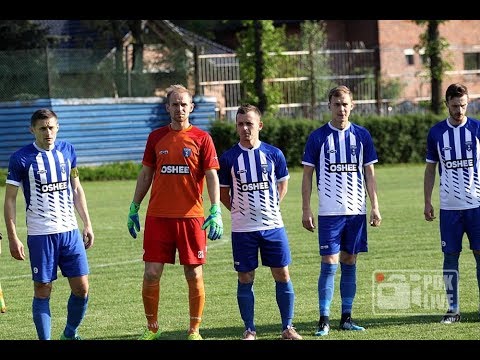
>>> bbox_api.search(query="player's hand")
[202,204,223,240]
[127,202,141,239]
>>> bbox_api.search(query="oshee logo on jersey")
[41,181,68,193]
[160,164,190,174]
[443,158,474,169]
[329,163,358,172]
[240,181,269,192]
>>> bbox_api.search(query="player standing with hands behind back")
[302,85,381,336]
[4,108,94,340]
[219,104,302,340]
[127,84,223,340]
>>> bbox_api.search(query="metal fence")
[0,48,187,101]
[197,47,382,120]
[1,46,412,121]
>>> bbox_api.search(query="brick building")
[213,20,480,101]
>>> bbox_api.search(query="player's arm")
[220,187,231,211]
[132,165,154,205]
[277,179,288,203]
[127,165,154,239]
[301,165,316,232]
[202,169,223,240]
[71,167,94,249]
[423,162,437,221]
[3,184,25,260]
[364,163,381,227]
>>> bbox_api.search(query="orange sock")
[142,279,159,332]
[187,276,205,333]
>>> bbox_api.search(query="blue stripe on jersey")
[426,117,480,209]
[6,141,79,235]
[302,122,378,216]
[219,141,289,232]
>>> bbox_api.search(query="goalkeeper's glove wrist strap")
[210,203,221,215]
[130,201,140,212]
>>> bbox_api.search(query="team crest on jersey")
[350,145,357,156]
[60,163,66,174]
[183,148,192,158]
[466,141,473,152]
[261,164,268,174]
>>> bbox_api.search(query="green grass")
[0,163,479,341]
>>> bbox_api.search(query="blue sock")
[63,293,88,338]
[340,262,357,315]
[318,263,338,317]
[443,253,460,312]
[237,281,255,331]
[32,297,51,340]
[275,280,295,330]
[474,253,480,299]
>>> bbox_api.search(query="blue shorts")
[440,208,480,253]
[27,229,90,283]
[231,228,291,272]
[317,215,368,256]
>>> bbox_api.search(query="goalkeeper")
[218,104,302,340]
[127,84,222,341]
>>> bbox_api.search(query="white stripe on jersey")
[433,120,480,209]
[8,142,79,235]
[220,142,287,232]
[303,122,378,216]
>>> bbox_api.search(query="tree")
[299,20,331,119]
[236,20,286,115]
[0,20,52,50]
[413,20,452,114]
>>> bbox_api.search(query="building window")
[464,52,480,70]
[418,48,428,65]
[404,49,414,65]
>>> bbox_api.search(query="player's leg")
[263,228,301,339]
[59,230,90,340]
[232,231,258,339]
[464,207,480,319]
[339,214,367,331]
[139,217,173,339]
[440,209,462,323]
[315,215,342,336]
[178,218,207,340]
[28,234,57,340]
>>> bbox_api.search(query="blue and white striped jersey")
[426,117,480,210]
[219,141,289,232]
[302,121,378,216]
[6,141,79,235]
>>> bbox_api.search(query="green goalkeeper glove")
[201,204,223,240]
[127,201,141,239]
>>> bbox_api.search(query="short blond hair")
[166,84,192,104]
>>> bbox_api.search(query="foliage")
[76,161,142,181]
[236,20,286,114]
[413,20,452,80]
[0,20,54,50]
[298,20,331,119]
[381,78,405,100]
[412,20,453,114]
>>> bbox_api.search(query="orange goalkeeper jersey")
[143,124,219,218]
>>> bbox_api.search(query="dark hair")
[328,85,353,102]
[31,108,58,126]
[445,83,469,102]
[165,84,192,104]
[236,103,262,118]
